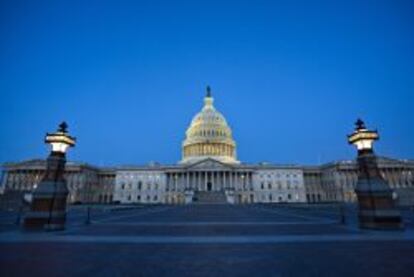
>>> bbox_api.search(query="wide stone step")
[193,191,227,204]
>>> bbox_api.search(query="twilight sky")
[0,0,413,166]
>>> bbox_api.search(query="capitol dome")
[181,87,239,164]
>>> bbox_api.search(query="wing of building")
[1,88,414,206]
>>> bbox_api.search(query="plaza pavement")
[0,204,414,277]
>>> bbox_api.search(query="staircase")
[193,191,227,204]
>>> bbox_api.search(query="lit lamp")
[348,119,379,154]
[24,122,76,231]
[348,119,402,229]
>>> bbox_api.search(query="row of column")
[381,168,413,187]
[165,171,253,192]
[6,170,43,190]
[184,144,234,158]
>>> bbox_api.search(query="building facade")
[1,159,115,204]
[1,90,414,205]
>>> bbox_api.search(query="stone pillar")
[24,152,69,231]
[166,173,170,191]
[215,171,218,191]
[235,172,238,191]
[199,171,202,191]
[354,151,403,229]
[204,171,207,191]
[212,171,215,191]
[223,171,226,189]
[218,171,221,191]
[0,171,8,193]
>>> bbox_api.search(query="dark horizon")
[1,1,413,166]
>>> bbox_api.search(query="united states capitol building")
[1,88,414,205]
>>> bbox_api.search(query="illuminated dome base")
[182,142,239,164]
[181,87,239,165]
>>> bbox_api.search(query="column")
[204,171,207,190]
[218,171,222,191]
[199,171,201,190]
[222,172,225,190]
[234,172,237,189]
[174,173,178,192]
[181,173,184,191]
[168,173,171,191]
[212,171,216,191]
[219,172,222,189]
[176,173,180,192]
[1,171,8,191]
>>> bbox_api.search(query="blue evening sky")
[1,0,413,166]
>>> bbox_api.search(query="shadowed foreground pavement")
[1,204,414,277]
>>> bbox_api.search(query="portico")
[163,158,254,203]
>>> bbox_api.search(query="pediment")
[186,158,234,170]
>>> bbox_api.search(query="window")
[154,195,158,201]
[137,195,141,201]
[261,182,264,189]
[287,194,292,200]
[138,181,142,190]
[268,183,272,189]
[121,184,125,190]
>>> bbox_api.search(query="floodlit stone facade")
[1,90,413,205]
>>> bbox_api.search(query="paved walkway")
[1,204,414,276]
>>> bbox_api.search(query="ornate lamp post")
[348,119,402,229]
[24,122,76,231]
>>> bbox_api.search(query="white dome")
[181,87,238,164]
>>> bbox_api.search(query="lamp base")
[356,180,404,230]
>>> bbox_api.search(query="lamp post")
[348,119,402,229]
[24,122,76,231]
